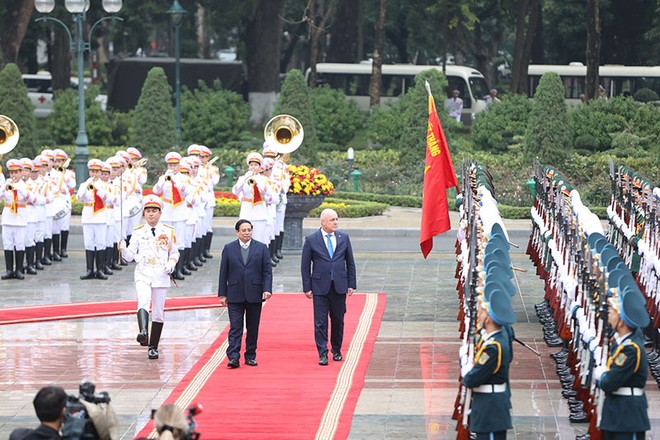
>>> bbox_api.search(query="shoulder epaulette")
[162,223,174,229]
[134,224,145,230]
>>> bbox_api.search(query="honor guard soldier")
[260,157,279,266]
[176,158,197,275]
[40,149,56,265]
[198,144,218,258]
[21,158,42,275]
[125,148,147,240]
[594,274,651,439]
[77,159,114,280]
[1,159,33,280]
[186,155,207,270]
[31,156,49,270]
[152,152,191,280]
[461,288,516,440]
[51,148,75,259]
[120,194,179,360]
[232,152,274,246]
[262,143,289,262]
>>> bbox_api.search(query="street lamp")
[167,0,187,146]
[346,147,354,179]
[35,0,123,184]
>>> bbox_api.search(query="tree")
[0,63,36,158]
[129,67,176,155]
[585,0,600,100]
[0,0,33,67]
[510,0,542,94]
[524,72,572,165]
[306,0,337,89]
[369,0,387,108]
[244,0,286,126]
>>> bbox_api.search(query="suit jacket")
[10,425,62,440]
[301,229,356,295]
[218,239,273,303]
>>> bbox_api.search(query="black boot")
[102,247,114,275]
[110,243,122,270]
[25,246,37,275]
[195,240,206,264]
[2,250,15,280]
[95,249,108,280]
[182,248,193,275]
[148,322,163,359]
[35,242,45,270]
[137,308,149,346]
[80,250,96,280]
[59,230,69,258]
[172,257,185,280]
[275,233,284,259]
[42,238,52,265]
[14,251,25,280]
[51,234,62,261]
[203,232,213,259]
[269,240,278,267]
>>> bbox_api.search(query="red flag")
[92,189,105,214]
[420,88,459,258]
[170,181,183,207]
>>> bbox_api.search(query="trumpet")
[57,158,71,172]
[6,183,14,191]
[165,175,172,182]
[129,157,148,169]
[205,156,219,167]
[88,184,95,191]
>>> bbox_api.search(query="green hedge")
[311,198,388,218]
[332,191,422,207]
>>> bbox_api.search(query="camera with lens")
[63,381,112,440]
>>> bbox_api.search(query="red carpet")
[0,295,220,325]
[137,292,385,440]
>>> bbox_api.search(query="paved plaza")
[0,207,658,439]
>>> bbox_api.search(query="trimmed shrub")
[472,94,532,153]
[49,85,112,146]
[633,87,659,103]
[129,67,176,155]
[310,85,367,147]
[524,72,572,166]
[0,63,37,158]
[181,79,251,148]
[273,69,319,152]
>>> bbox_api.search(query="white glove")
[593,365,606,382]
[165,261,175,274]
[459,344,469,359]
[118,239,126,251]
[461,363,473,378]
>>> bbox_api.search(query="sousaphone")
[264,114,304,154]
[0,115,19,155]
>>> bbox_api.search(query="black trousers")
[226,300,263,361]
[474,431,506,440]
[313,282,347,356]
[603,432,645,440]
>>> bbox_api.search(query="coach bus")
[528,63,660,104]
[306,62,490,123]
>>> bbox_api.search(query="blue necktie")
[326,233,334,258]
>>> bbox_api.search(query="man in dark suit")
[301,208,357,366]
[218,219,273,368]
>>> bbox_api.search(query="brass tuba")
[264,114,304,154]
[0,115,19,155]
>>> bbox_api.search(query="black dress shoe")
[575,434,590,440]
[52,253,62,262]
[14,270,24,280]
[137,331,149,346]
[25,266,37,275]
[228,358,240,368]
[148,347,159,360]
[95,271,108,280]
[245,359,258,367]
[319,354,328,366]
[569,411,588,423]
[333,352,343,362]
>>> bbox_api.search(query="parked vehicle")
[22,72,107,118]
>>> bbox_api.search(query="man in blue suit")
[301,209,357,366]
[218,219,273,368]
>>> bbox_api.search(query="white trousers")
[136,283,167,323]
[2,225,26,250]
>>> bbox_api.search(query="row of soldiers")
[528,162,656,439]
[453,162,517,440]
[0,148,78,279]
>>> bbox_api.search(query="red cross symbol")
[38,95,46,103]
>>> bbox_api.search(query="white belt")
[473,383,506,393]
[612,387,644,396]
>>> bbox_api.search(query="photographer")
[10,386,67,439]
[153,405,189,440]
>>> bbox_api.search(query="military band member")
[99,160,119,276]
[52,149,75,259]
[21,158,43,275]
[40,149,56,265]
[188,154,207,269]
[1,159,34,280]
[197,144,218,259]
[152,152,191,280]
[122,148,146,242]
[595,278,651,439]
[461,289,515,439]
[262,143,289,261]
[76,159,114,280]
[232,152,274,246]
[120,194,179,360]
[32,156,49,270]
[176,159,196,275]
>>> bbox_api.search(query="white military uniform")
[152,171,190,250]
[1,178,31,250]
[232,172,274,245]
[122,222,179,322]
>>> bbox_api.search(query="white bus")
[528,63,660,104]
[306,62,490,123]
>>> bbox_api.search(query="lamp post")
[167,0,187,146]
[34,0,123,184]
[346,147,354,179]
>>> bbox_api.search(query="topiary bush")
[0,63,37,158]
[524,72,572,166]
[309,85,367,147]
[181,79,251,148]
[633,87,659,103]
[129,67,176,155]
[472,93,532,153]
[49,85,112,146]
[272,69,319,155]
